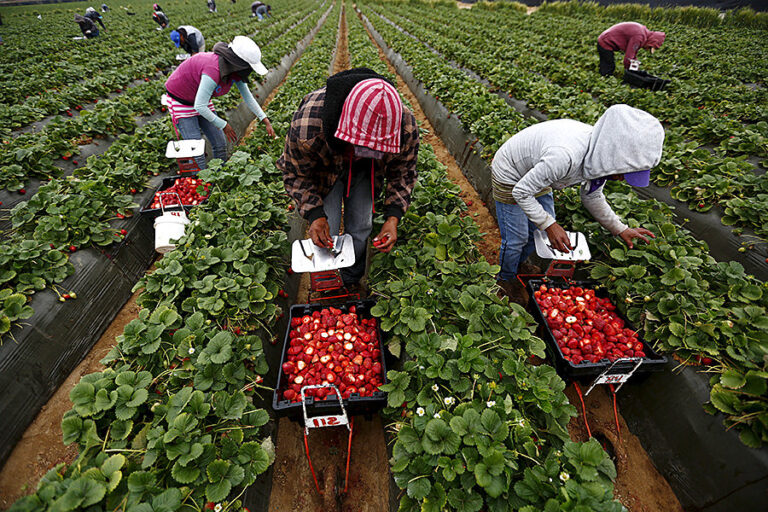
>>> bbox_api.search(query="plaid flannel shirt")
[277,87,419,223]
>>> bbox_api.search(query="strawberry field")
[1,0,767,511]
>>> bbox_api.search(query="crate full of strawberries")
[526,279,666,379]
[273,300,388,420]
[140,175,210,217]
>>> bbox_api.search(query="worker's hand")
[309,217,334,249]
[373,217,398,253]
[545,222,574,253]
[262,117,276,138]
[223,123,238,143]
[619,227,655,249]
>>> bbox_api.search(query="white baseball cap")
[229,36,268,76]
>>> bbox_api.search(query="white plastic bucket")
[154,211,189,253]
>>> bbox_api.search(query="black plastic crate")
[526,278,666,380]
[272,299,389,422]
[623,69,670,91]
[139,174,207,218]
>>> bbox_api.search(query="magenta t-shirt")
[165,52,236,104]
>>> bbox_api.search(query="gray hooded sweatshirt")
[491,104,664,235]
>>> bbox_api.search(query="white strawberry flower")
[416,407,425,417]
[433,413,441,419]
[486,400,496,408]
[431,384,439,392]
[188,347,195,355]
[444,396,455,406]
[214,504,222,512]
[559,472,570,482]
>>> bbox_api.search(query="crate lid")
[534,229,591,261]
[165,139,205,158]
[291,235,355,273]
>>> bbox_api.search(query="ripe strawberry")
[130,188,137,194]
[18,189,26,195]
[287,204,294,211]
[120,229,127,235]
[72,160,78,165]
[69,245,77,252]
[62,294,71,300]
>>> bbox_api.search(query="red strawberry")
[18,189,26,195]
[120,229,128,235]
[130,188,137,194]
[69,245,77,252]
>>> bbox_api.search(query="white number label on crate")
[307,415,348,429]
[595,373,631,385]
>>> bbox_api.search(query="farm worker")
[101,4,108,12]
[207,0,217,13]
[251,1,271,20]
[152,10,169,29]
[153,3,164,11]
[171,26,206,54]
[491,104,663,303]
[277,68,420,288]
[74,14,99,38]
[597,22,665,76]
[85,7,106,31]
[164,36,275,169]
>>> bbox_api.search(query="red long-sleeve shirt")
[598,22,666,69]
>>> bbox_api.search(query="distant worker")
[152,10,169,29]
[164,36,275,169]
[85,7,106,31]
[207,0,217,12]
[250,1,271,20]
[153,3,164,11]
[597,22,665,76]
[101,3,108,12]
[171,25,206,55]
[74,14,99,38]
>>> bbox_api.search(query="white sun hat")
[229,36,268,76]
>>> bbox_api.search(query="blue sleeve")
[194,74,227,130]
[235,80,267,121]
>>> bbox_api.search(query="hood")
[213,41,252,82]
[583,104,664,180]
[645,31,666,49]
[85,7,96,14]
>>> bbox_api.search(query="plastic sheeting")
[362,9,768,511]
[619,363,768,511]
[0,1,332,471]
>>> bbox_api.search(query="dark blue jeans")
[496,193,555,281]
[176,115,227,169]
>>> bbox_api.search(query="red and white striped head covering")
[334,79,403,154]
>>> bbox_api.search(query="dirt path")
[359,10,682,512]
[566,385,683,512]
[0,287,144,509]
[267,7,391,512]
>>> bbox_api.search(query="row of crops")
[0,0,327,338]
[6,2,629,510]
[2,0,766,510]
[356,0,768,449]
